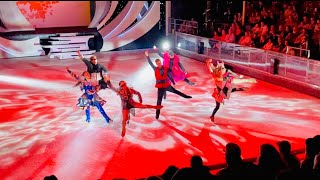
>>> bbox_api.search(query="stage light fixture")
[162,41,170,51]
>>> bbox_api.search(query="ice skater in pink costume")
[206,58,256,122]
[158,49,195,86]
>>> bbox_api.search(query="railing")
[286,46,310,58]
[173,32,320,87]
[170,18,198,35]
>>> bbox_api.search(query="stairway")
[40,33,96,60]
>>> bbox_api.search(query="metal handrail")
[286,46,310,58]
[174,32,320,87]
[170,18,198,35]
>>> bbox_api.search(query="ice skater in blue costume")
[66,67,112,123]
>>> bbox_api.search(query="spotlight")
[177,43,181,48]
[153,45,157,50]
[162,41,170,51]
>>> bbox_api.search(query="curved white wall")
[0,37,44,58]
[0,1,34,31]
[88,1,111,28]
[100,1,160,51]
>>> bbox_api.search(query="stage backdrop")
[0,1,163,59]
[16,1,91,28]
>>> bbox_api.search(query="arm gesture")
[77,50,84,60]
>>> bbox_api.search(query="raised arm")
[205,59,215,73]
[131,88,143,103]
[76,50,84,59]
[77,50,91,67]
[145,50,156,70]
[66,67,80,80]
[106,81,119,94]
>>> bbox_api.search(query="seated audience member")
[44,175,58,180]
[161,165,179,180]
[257,144,285,180]
[238,31,253,46]
[220,29,227,42]
[172,155,216,180]
[225,28,235,43]
[252,23,260,34]
[273,38,286,52]
[256,36,267,48]
[217,143,261,180]
[263,39,274,50]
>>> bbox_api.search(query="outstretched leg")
[210,101,221,122]
[232,87,245,92]
[233,78,257,84]
[183,78,195,86]
[166,86,192,99]
[85,107,91,123]
[134,103,163,109]
[95,103,111,123]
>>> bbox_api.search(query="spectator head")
[303,16,308,23]
[225,143,242,166]
[284,40,289,46]
[313,135,320,154]
[313,135,320,142]
[258,143,283,170]
[191,155,204,168]
[270,25,275,31]
[306,138,317,158]
[285,26,291,32]
[277,140,291,155]
[44,175,58,180]
[278,24,283,30]
[277,37,283,44]
[161,165,179,180]
[222,29,226,35]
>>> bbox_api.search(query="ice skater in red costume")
[156,48,195,86]
[107,79,163,137]
[206,58,256,122]
[145,50,192,119]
